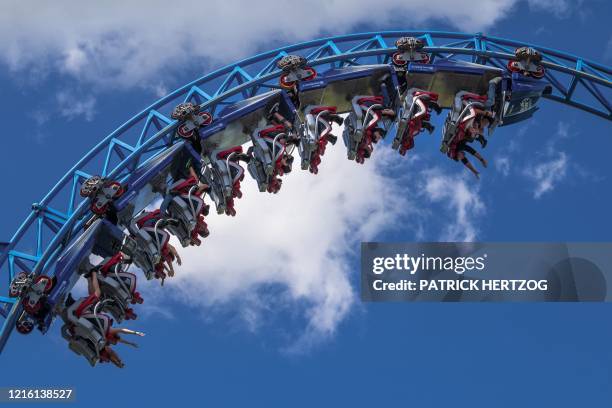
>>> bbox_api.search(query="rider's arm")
[472,108,485,116]
[117,328,145,336]
[167,243,182,265]
[188,165,199,182]
[117,338,139,348]
[89,272,101,298]
[274,112,292,129]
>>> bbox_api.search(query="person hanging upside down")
[454,91,494,149]
[467,109,495,149]
[163,176,210,245]
[158,236,182,279]
[396,90,441,156]
[355,97,396,164]
[101,327,145,368]
[446,112,490,178]
[131,209,183,281]
[170,143,210,196]
[448,138,488,179]
[66,272,145,368]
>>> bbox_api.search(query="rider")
[65,272,145,368]
[161,141,211,229]
[267,102,295,133]
[131,209,183,281]
[101,326,145,368]
[164,176,210,245]
[446,93,492,178]
[264,103,299,173]
[449,138,487,178]
[355,96,396,163]
[248,124,292,193]
[204,146,251,216]
[461,101,491,148]
[396,89,441,156]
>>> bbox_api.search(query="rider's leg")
[328,113,344,126]
[88,272,101,298]
[372,129,384,143]
[459,153,480,179]
[159,194,173,215]
[464,144,487,168]
[422,121,435,133]
[105,346,124,368]
[381,108,396,119]
[476,134,488,148]
[273,112,293,129]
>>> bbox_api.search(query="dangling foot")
[430,102,442,114]
[125,308,137,320]
[330,115,344,126]
[422,122,435,134]
[381,108,396,119]
[132,292,144,305]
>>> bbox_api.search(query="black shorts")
[457,140,477,156]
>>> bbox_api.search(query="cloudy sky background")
[0,1,611,406]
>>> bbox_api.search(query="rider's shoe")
[422,122,435,134]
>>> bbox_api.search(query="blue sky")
[0,0,611,406]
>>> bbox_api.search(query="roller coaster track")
[1,30,610,353]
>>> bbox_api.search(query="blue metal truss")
[0,30,610,352]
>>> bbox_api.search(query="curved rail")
[1,30,611,352]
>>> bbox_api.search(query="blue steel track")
[0,30,610,353]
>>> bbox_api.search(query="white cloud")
[151,140,418,351]
[495,156,511,176]
[520,121,572,198]
[421,168,485,242]
[524,151,568,198]
[554,121,571,141]
[131,144,486,350]
[0,0,519,89]
[56,91,97,121]
[151,82,169,99]
[62,47,88,75]
[528,0,570,14]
